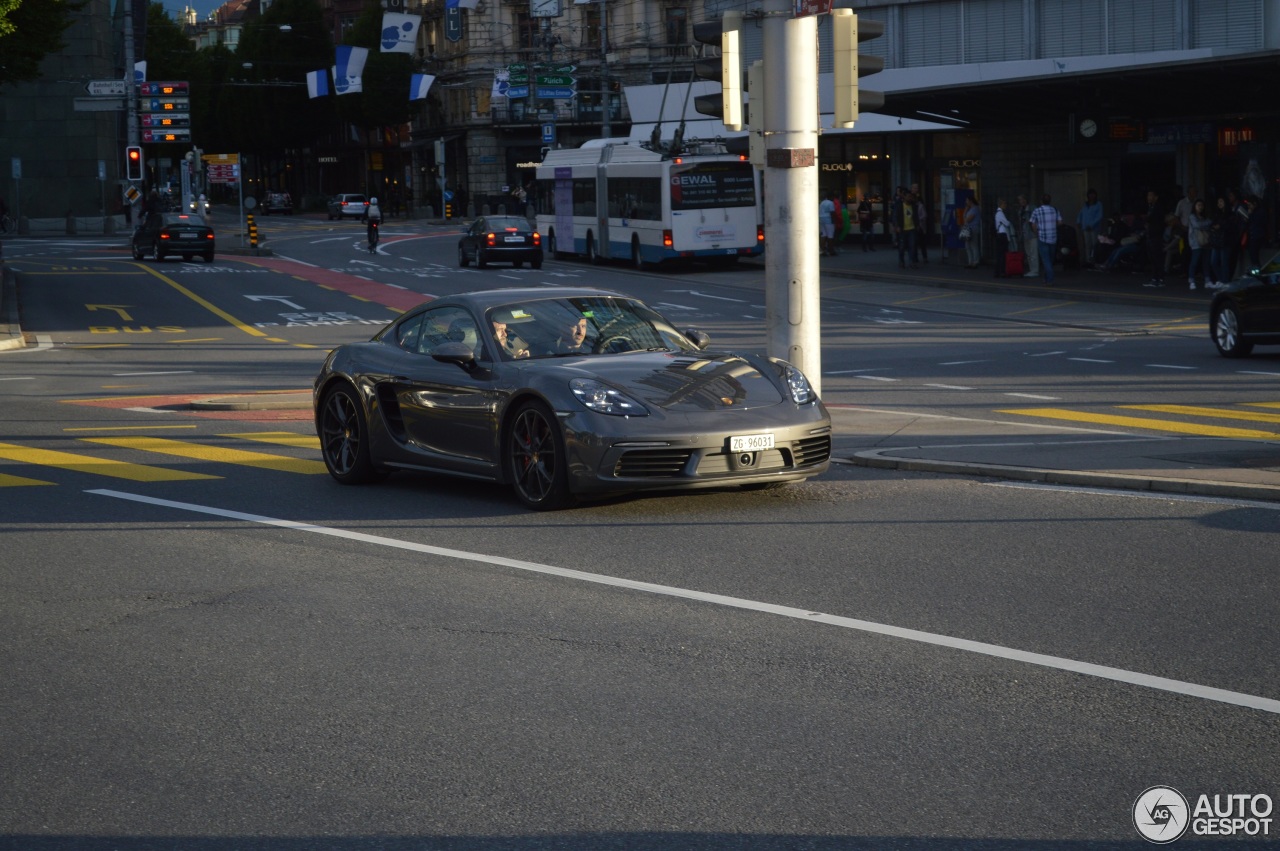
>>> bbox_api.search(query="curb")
[847,447,1280,503]
[0,264,23,352]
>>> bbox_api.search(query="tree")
[0,0,81,86]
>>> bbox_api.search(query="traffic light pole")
[761,0,822,396]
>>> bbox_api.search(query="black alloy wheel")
[319,384,383,484]
[507,401,575,510]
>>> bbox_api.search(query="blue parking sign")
[541,123,556,145]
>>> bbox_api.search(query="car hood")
[551,351,787,412]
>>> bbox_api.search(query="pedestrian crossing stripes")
[998,403,1280,439]
[0,431,323,487]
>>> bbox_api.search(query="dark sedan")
[131,213,215,262]
[458,216,543,269]
[1210,257,1280,357]
[313,287,831,510]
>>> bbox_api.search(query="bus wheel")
[631,237,647,270]
[549,230,562,260]
[586,233,601,265]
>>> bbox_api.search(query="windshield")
[485,296,699,361]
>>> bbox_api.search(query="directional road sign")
[536,75,575,86]
[142,113,191,127]
[505,85,530,99]
[86,80,128,96]
[536,86,576,99]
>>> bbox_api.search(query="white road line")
[1238,371,1280,377]
[1147,364,1197,370]
[939,360,988,366]
[923,383,973,391]
[0,376,35,381]
[113,370,194,376]
[1005,393,1060,400]
[1028,351,1065,357]
[1068,357,1114,363]
[85,488,1280,716]
[851,375,899,382]
[827,368,891,375]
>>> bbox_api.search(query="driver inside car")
[553,315,591,354]
[491,319,530,360]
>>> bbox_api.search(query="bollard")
[247,214,258,249]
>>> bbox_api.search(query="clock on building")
[531,0,560,17]
[1078,117,1099,139]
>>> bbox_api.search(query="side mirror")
[431,341,481,372]
[684,329,711,350]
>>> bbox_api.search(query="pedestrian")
[993,198,1013,278]
[911,182,930,264]
[1029,193,1063,285]
[1209,196,1230,287]
[819,192,837,257]
[1076,188,1103,267]
[1223,189,1247,282]
[1017,194,1040,278]
[1243,195,1267,273]
[961,196,982,268]
[892,190,920,268]
[1186,198,1213,290]
[857,195,875,252]
[831,193,844,254]
[1143,190,1166,287]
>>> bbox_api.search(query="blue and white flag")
[306,70,330,98]
[333,45,369,95]
[410,73,435,100]
[380,12,421,54]
[134,61,147,83]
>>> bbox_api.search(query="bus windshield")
[669,161,756,211]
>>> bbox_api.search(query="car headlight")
[781,363,817,405]
[570,378,648,416]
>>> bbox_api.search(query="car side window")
[415,307,479,357]
[394,313,425,352]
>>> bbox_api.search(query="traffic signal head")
[125,145,143,181]
[832,10,886,127]
[692,10,743,131]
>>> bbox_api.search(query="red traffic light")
[125,145,143,181]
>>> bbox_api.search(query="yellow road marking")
[83,436,327,474]
[1245,402,1280,410]
[1003,301,1076,316]
[224,431,321,450]
[0,442,218,481]
[0,472,55,487]
[1123,404,1280,424]
[997,408,1280,439]
[134,264,270,339]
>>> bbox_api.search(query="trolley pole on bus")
[761,0,822,396]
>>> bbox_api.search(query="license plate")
[504,236,525,243]
[730,432,774,453]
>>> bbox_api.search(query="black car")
[1210,258,1280,357]
[458,215,543,269]
[262,192,293,215]
[130,213,215,262]
[313,287,831,510]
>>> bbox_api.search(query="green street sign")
[537,75,575,86]
[509,73,529,84]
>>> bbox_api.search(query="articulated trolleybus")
[534,140,764,268]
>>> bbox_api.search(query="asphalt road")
[1,217,1276,849]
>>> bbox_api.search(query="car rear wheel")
[458,244,470,267]
[532,259,543,270]
[182,253,192,261]
[477,248,488,269]
[152,241,164,261]
[319,384,383,484]
[507,401,576,511]
[1213,304,1254,357]
[203,252,214,263]
[131,243,144,260]
[514,260,524,268]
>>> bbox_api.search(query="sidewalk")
[783,232,1214,310]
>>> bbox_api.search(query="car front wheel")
[458,244,470,267]
[318,384,383,484]
[1213,304,1254,357]
[507,401,576,510]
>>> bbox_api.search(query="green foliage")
[0,0,81,86]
